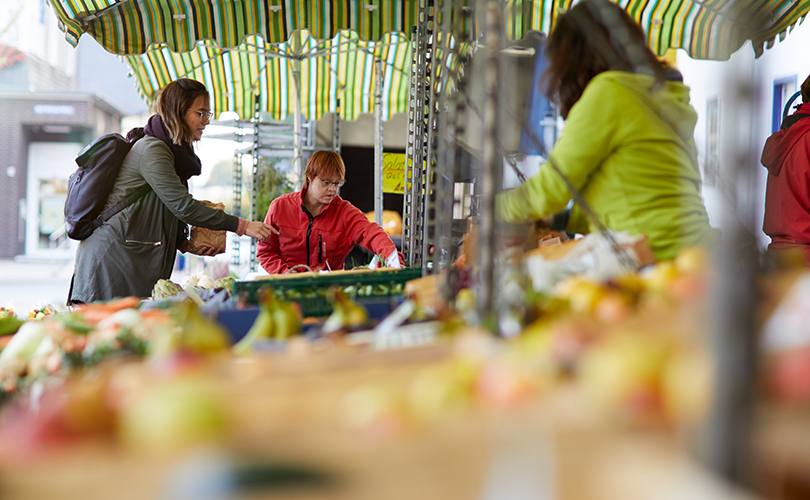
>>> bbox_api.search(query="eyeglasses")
[317,178,345,189]
[191,109,213,121]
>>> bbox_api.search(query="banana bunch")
[151,301,229,358]
[322,288,369,335]
[152,279,184,299]
[233,290,301,355]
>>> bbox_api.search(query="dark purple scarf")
[143,114,201,187]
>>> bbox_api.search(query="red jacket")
[257,189,399,274]
[762,103,810,256]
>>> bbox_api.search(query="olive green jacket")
[497,71,717,261]
[69,136,238,303]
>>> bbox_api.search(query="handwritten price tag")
[382,152,406,194]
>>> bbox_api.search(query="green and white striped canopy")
[504,0,810,60]
[127,30,417,121]
[49,0,810,60]
[48,0,810,119]
[48,0,427,54]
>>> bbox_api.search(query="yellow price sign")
[382,152,406,194]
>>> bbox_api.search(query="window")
[773,76,797,133]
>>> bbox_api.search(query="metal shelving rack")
[231,119,244,266]
[422,0,469,280]
[402,0,434,269]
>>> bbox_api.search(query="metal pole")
[698,64,758,486]
[292,60,303,190]
[402,0,432,270]
[374,58,384,227]
[250,94,260,273]
[232,119,243,266]
[291,32,304,190]
[477,0,501,324]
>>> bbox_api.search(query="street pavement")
[0,258,75,314]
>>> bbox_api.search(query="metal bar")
[232,119,243,266]
[477,0,501,322]
[292,56,303,191]
[81,0,135,23]
[423,0,456,276]
[698,66,758,486]
[250,94,260,273]
[433,0,467,287]
[402,0,432,270]
[374,58,384,227]
[334,96,342,154]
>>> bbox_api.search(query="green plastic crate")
[233,268,423,317]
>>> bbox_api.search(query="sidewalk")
[0,258,75,313]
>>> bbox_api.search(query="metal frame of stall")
[229,32,419,272]
[402,0,472,281]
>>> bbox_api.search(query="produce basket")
[233,267,423,317]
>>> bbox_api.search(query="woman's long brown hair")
[155,78,210,145]
[543,0,668,119]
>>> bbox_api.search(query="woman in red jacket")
[762,74,810,261]
[257,150,402,274]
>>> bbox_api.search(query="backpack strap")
[92,184,152,231]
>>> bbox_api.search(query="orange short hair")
[304,150,346,188]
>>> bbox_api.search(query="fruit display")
[0,241,803,500]
[233,289,301,354]
[0,297,232,405]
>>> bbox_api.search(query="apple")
[338,383,408,441]
[118,376,227,453]
[765,346,810,405]
[578,333,672,420]
[661,347,713,426]
[674,246,710,275]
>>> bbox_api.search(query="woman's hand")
[386,252,403,269]
[195,246,221,257]
[245,221,276,242]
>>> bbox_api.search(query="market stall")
[4,0,807,498]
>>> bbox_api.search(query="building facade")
[677,21,810,248]
[0,92,123,259]
[0,2,129,260]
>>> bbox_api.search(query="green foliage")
[202,157,293,219]
[255,157,294,220]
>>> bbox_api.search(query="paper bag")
[186,200,227,255]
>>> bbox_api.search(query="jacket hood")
[600,71,698,146]
[762,103,810,177]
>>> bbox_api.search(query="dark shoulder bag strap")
[91,184,152,231]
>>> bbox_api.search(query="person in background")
[68,78,274,304]
[762,74,810,261]
[257,150,402,274]
[496,0,717,262]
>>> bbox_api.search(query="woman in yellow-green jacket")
[497,0,717,261]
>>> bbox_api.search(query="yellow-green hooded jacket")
[497,71,717,261]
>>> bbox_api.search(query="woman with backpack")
[68,78,274,304]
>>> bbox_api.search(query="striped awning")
[47,1,810,120]
[49,0,810,61]
[126,30,418,121]
[504,0,810,60]
[48,0,426,54]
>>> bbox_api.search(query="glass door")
[25,142,83,258]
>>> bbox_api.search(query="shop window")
[773,76,797,133]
